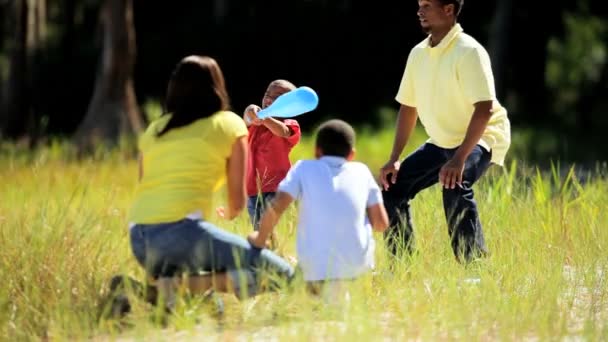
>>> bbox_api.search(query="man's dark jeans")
[382,143,492,262]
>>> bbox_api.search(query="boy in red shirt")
[244,80,301,231]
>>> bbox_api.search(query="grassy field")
[0,127,607,341]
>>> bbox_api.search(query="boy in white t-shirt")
[248,119,389,298]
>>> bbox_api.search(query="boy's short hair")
[315,119,356,158]
[269,79,296,91]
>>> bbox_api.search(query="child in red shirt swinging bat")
[244,79,302,232]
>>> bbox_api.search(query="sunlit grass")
[0,127,606,340]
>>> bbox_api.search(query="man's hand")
[247,231,267,248]
[439,100,493,189]
[439,157,465,189]
[379,159,401,191]
[215,206,226,219]
[244,105,262,126]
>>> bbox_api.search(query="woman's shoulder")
[194,110,247,137]
[188,110,239,126]
[213,110,242,122]
[139,115,171,150]
[149,115,172,131]
[209,110,247,135]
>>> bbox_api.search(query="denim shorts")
[130,218,294,297]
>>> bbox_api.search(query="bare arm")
[224,136,248,220]
[262,118,292,137]
[243,105,261,127]
[439,101,493,188]
[380,105,418,190]
[248,191,294,248]
[244,105,292,137]
[389,104,418,161]
[367,203,389,232]
[453,101,493,162]
[138,153,143,182]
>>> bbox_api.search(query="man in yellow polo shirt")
[380,0,511,263]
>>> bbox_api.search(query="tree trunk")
[0,4,5,117]
[510,3,563,126]
[74,0,142,149]
[1,0,25,139]
[1,0,42,141]
[214,0,228,24]
[34,0,46,43]
[489,0,513,101]
[62,0,76,64]
[26,0,46,140]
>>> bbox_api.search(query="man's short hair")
[438,0,463,17]
[315,119,356,158]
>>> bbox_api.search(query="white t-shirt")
[278,156,383,281]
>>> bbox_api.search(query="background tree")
[1,0,46,142]
[489,0,513,100]
[74,0,142,148]
[0,0,606,161]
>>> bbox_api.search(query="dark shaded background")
[1,0,607,161]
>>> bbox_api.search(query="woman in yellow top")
[128,56,294,304]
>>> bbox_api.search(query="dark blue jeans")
[130,219,294,297]
[247,192,276,231]
[382,143,492,262]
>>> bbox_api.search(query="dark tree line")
[0,0,607,159]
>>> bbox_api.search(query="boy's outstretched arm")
[248,191,294,248]
[367,203,389,233]
[262,118,293,137]
[243,104,293,138]
[244,104,262,126]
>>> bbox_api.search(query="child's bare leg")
[148,275,228,316]
[307,280,351,308]
[150,273,232,295]
[186,273,233,294]
[156,277,178,310]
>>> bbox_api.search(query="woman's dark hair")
[157,55,230,136]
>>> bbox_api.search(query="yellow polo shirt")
[128,111,248,224]
[396,24,511,166]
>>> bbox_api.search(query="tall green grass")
[0,128,606,340]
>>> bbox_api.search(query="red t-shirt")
[246,119,301,196]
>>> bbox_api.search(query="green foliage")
[1,128,607,340]
[546,12,608,125]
